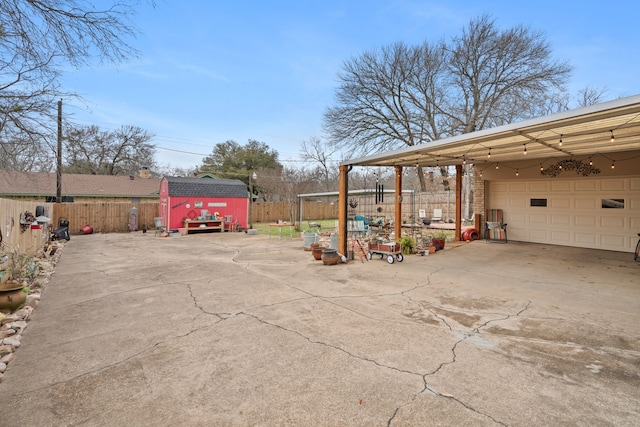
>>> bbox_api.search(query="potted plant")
[0,250,35,313]
[430,230,448,251]
[399,235,415,255]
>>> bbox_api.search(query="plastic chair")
[432,209,443,222]
[354,215,370,232]
[485,209,507,243]
[154,217,167,236]
[225,215,236,232]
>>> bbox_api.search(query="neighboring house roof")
[0,171,161,198]
[164,176,247,198]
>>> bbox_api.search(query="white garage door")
[487,177,640,252]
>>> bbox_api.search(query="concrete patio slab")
[0,232,638,426]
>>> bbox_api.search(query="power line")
[154,145,342,164]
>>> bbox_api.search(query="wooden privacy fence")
[51,203,159,234]
[0,198,53,283]
[2,191,460,237]
[48,202,341,232]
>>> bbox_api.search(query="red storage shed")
[159,176,248,232]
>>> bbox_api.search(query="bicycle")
[636,232,640,262]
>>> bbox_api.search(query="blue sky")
[61,1,640,171]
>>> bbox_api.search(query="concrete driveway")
[1,232,638,426]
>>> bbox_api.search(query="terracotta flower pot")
[312,246,324,260]
[0,283,27,313]
[321,249,341,265]
[432,239,445,251]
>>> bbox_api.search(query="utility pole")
[56,99,62,203]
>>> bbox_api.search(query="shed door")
[486,177,640,252]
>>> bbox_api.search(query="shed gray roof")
[165,176,247,198]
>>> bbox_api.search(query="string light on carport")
[523,144,527,155]
[610,130,615,143]
[559,135,563,147]
[487,148,491,158]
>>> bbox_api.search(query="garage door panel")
[491,182,509,192]
[528,182,548,192]
[601,179,626,191]
[601,234,627,249]
[550,214,571,225]
[551,181,572,191]
[528,229,549,241]
[529,213,550,224]
[550,198,571,209]
[575,181,597,191]
[600,216,626,229]
[510,212,527,223]
[488,177,637,252]
[509,227,528,241]
[509,183,527,192]
[575,215,596,227]
[550,230,572,243]
[509,197,527,208]
[575,198,597,209]
[574,233,597,244]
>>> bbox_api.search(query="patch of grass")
[252,220,337,238]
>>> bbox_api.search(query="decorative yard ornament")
[541,159,601,178]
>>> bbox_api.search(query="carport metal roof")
[341,94,640,168]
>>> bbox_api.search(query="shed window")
[530,198,547,207]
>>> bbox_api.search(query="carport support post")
[455,164,462,241]
[338,164,349,256]
[394,166,402,241]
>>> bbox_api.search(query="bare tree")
[0,0,150,170]
[254,165,319,225]
[300,136,340,184]
[0,137,53,171]
[575,86,608,108]
[156,164,196,178]
[324,15,572,192]
[63,124,156,175]
[445,15,571,132]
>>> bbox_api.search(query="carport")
[337,94,640,255]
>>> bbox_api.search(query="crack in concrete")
[11,340,166,397]
[386,298,532,426]
[186,283,234,322]
[186,245,529,425]
[241,312,424,378]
